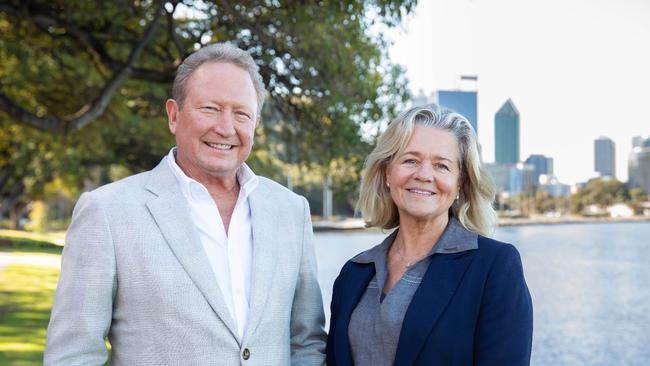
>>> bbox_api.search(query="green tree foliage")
[0,0,416,218]
[534,190,556,214]
[570,178,627,214]
[628,187,648,215]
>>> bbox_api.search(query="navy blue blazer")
[326,235,533,366]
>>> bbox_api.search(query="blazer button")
[243,348,250,360]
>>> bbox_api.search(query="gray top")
[347,217,478,366]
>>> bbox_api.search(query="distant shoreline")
[497,215,650,227]
[312,215,650,231]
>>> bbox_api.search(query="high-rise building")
[538,175,571,197]
[524,154,553,185]
[485,163,511,192]
[484,162,535,194]
[436,90,478,132]
[629,136,650,195]
[594,136,616,178]
[509,163,535,194]
[546,157,554,176]
[494,99,520,164]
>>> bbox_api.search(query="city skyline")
[387,0,650,185]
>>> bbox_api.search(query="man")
[44,43,327,365]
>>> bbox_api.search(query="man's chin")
[201,162,241,177]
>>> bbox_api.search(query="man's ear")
[166,99,179,135]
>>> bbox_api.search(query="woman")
[326,104,533,366]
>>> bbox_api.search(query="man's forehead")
[187,62,255,93]
[192,61,248,78]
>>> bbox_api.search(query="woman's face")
[386,125,461,225]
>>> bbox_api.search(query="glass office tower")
[495,99,520,165]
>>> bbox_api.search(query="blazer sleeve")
[44,192,116,366]
[474,243,533,366]
[289,197,327,366]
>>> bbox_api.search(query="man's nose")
[213,111,236,136]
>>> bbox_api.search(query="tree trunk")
[9,203,24,230]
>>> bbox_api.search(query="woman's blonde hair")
[357,104,497,236]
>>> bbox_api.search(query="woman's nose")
[414,163,434,181]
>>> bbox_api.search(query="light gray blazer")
[44,157,326,365]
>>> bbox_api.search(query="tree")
[0,113,173,228]
[570,178,627,214]
[628,187,648,215]
[1,0,414,161]
[1,0,416,219]
[534,190,556,214]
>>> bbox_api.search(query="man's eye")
[235,111,252,119]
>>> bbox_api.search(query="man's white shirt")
[166,148,258,341]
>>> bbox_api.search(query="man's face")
[166,62,259,184]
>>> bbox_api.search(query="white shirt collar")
[166,147,259,202]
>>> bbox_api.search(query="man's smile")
[204,142,235,150]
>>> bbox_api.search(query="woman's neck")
[395,214,449,257]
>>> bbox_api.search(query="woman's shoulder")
[475,235,525,272]
[336,233,394,278]
[347,230,396,265]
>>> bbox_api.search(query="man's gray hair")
[172,43,266,115]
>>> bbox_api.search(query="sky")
[386,0,650,185]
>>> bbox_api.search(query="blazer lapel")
[394,251,476,366]
[243,184,278,338]
[144,158,239,341]
[334,263,376,366]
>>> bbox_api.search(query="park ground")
[0,232,61,365]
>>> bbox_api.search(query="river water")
[314,221,650,366]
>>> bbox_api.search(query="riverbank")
[312,215,650,231]
[497,214,650,226]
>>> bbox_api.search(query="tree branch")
[0,1,166,133]
[0,92,64,132]
[4,3,176,82]
[65,1,166,131]
[166,2,186,59]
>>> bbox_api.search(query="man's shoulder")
[256,176,303,201]
[84,169,154,202]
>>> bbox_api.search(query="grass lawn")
[0,230,65,247]
[0,230,64,254]
[0,230,62,365]
[0,262,60,365]
[0,232,112,365]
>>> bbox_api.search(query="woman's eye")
[403,159,417,165]
[436,163,450,171]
